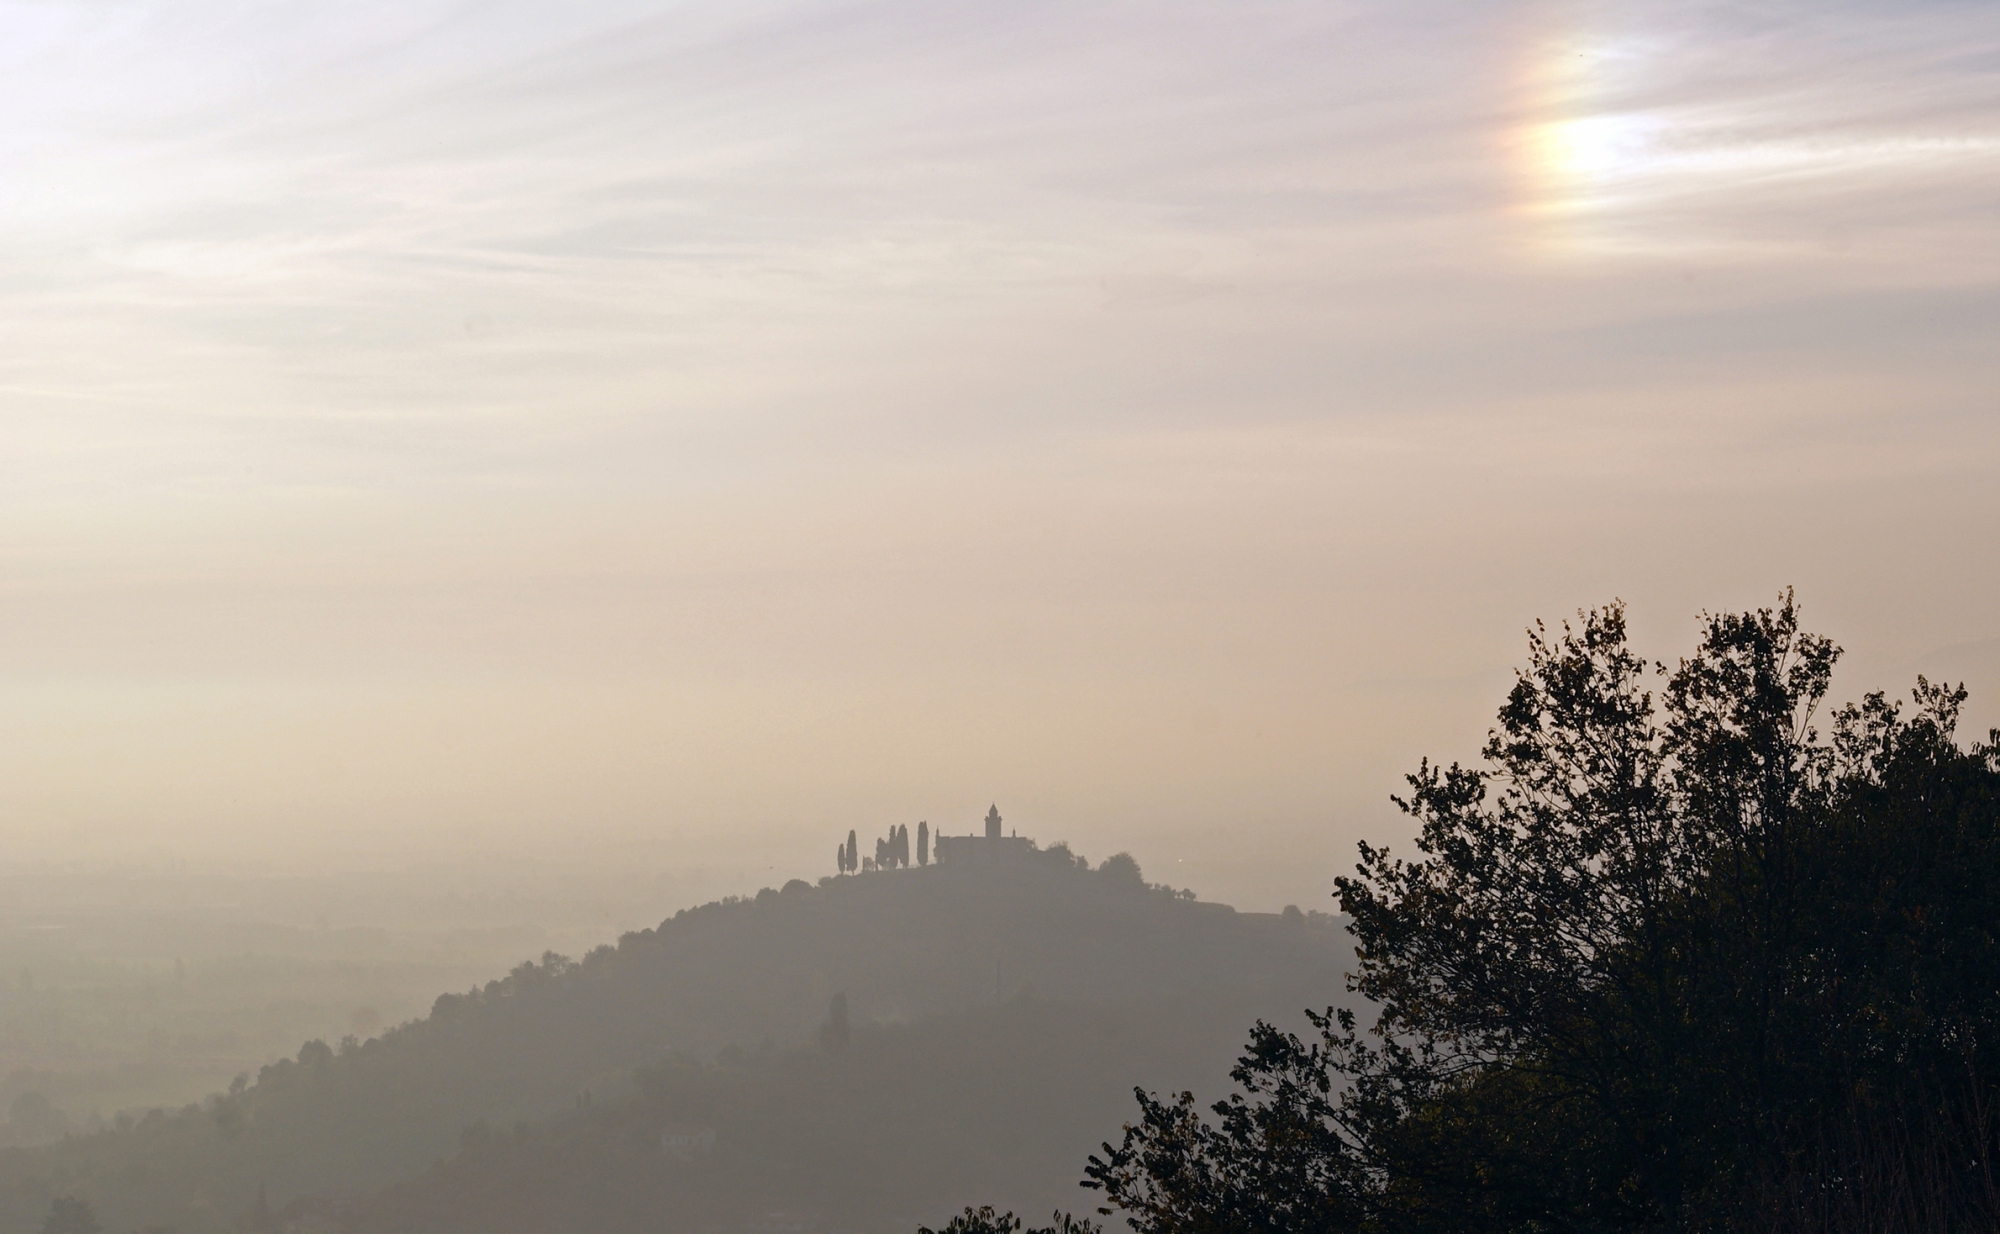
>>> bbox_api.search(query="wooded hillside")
[0,850,1352,1234]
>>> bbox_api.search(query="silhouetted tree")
[920,1208,1099,1234]
[38,1197,99,1234]
[847,830,858,874]
[1086,594,2000,1234]
[818,992,850,1054]
[1097,853,1142,887]
[919,820,930,866]
[247,1181,274,1233]
[837,843,848,875]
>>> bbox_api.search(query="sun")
[1508,29,1666,251]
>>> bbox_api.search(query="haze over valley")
[4,1,1999,1231]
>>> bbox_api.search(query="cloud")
[1,1,1996,903]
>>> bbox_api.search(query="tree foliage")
[37,1197,99,1234]
[920,1207,1101,1234]
[1087,595,2000,1233]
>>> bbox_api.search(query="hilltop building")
[933,804,1035,868]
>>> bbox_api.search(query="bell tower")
[985,804,1002,840]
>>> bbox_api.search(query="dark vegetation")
[917,1208,1098,1234]
[0,849,1351,1233]
[1085,595,2000,1233]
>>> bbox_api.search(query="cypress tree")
[918,820,930,866]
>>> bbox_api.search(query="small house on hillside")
[932,804,1035,868]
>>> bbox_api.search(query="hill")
[0,848,1353,1234]
[330,990,1273,1234]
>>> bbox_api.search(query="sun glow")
[1509,31,1670,251]
[1510,23,2000,258]
[1523,110,1665,212]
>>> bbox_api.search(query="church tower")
[985,803,1002,840]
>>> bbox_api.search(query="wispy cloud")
[1,1,1996,902]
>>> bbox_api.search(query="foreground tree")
[1086,594,2000,1233]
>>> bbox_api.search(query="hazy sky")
[4,0,1997,909]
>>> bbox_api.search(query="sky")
[2,0,1997,910]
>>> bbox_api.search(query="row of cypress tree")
[835,821,931,873]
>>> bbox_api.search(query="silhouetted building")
[932,804,1035,868]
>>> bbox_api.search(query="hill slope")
[335,990,1276,1234]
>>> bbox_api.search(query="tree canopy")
[1086,594,2000,1233]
